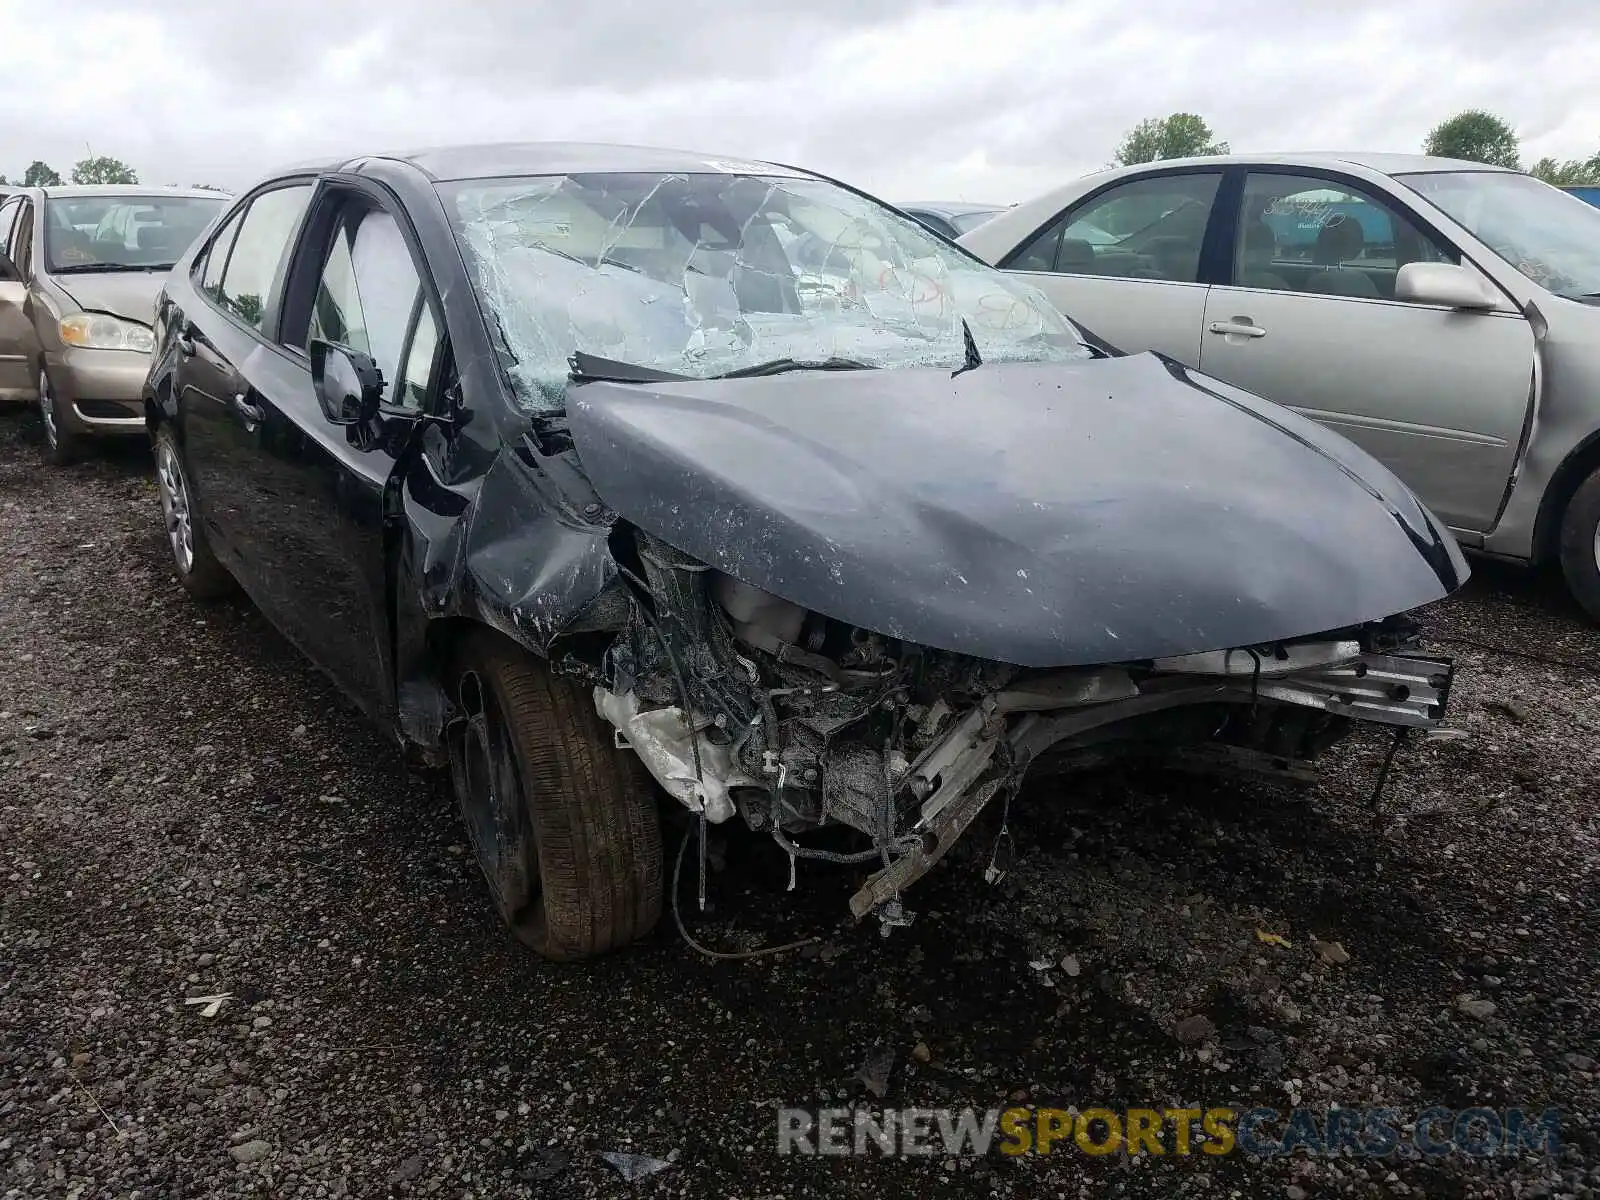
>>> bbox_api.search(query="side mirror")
[310,338,384,426]
[1394,262,1498,310]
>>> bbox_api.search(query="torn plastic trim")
[848,649,1455,921]
[1240,652,1452,727]
[1150,640,1362,678]
[593,687,752,823]
[850,772,1007,920]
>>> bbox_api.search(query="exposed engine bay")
[583,527,1453,928]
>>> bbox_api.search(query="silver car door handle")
[1207,320,1267,338]
[233,392,264,423]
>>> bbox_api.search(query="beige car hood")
[52,270,165,326]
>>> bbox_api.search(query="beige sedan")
[0,185,227,463]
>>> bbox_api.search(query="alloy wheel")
[155,440,195,574]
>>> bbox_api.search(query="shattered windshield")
[440,169,1090,411]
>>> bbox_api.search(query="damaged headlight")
[59,313,156,354]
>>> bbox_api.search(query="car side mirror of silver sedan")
[1394,262,1499,310]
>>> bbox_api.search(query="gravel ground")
[1,405,1597,1200]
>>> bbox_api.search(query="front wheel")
[38,367,79,466]
[446,631,663,960]
[1558,466,1600,623]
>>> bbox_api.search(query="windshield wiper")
[950,319,984,379]
[567,351,877,386]
[713,356,875,379]
[568,350,690,384]
[52,262,174,275]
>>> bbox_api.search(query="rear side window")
[216,185,312,332]
[1008,172,1223,283]
[1009,221,1064,271]
[199,210,243,302]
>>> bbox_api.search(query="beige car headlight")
[59,313,156,354]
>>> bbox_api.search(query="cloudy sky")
[2,0,1596,202]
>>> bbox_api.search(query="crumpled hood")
[51,270,165,326]
[566,353,1468,667]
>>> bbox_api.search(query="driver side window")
[1232,172,1456,301]
[308,207,435,411]
[1008,172,1222,283]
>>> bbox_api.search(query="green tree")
[70,156,138,185]
[231,294,263,327]
[1529,154,1600,186]
[191,183,228,192]
[1424,110,1520,168]
[1114,113,1229,166]
[23,160,62,187]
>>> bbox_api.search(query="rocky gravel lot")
[2,405,1597,1200]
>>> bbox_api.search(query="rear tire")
[447,631,663,960]
[153,425,234,599]
[1558,466,1600,623]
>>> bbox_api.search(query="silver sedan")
[961,153,1600,620]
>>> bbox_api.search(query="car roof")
[896,200,1007,217]
[357,141,815,184]
[1068,151,1516,181]
[965,151,1521,250]
[39,184,231,199]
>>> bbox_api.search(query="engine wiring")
[669,830,821,961]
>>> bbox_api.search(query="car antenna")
[951,318,983,379]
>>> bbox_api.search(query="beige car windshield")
[44,194,226,272]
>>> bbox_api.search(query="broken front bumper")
[847,647,1453,920]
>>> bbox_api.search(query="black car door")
[212,181,446,725]
[177,184,313,575]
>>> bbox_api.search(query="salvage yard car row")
[0,140,1595,961]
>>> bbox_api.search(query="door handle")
[233,391,264,423]
[1207,319,1267,339]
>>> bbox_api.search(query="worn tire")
[1559,466,1600,623]
[448,631,663,960]
[153,425,234,599]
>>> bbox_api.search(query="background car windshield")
[44,194,226,271]
[442,170,1089,411]
[1399,171,1600,300]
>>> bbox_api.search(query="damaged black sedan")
[142,142,1467,960]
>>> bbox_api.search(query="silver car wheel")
[38,369,58,449]
[156,440,195,574]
